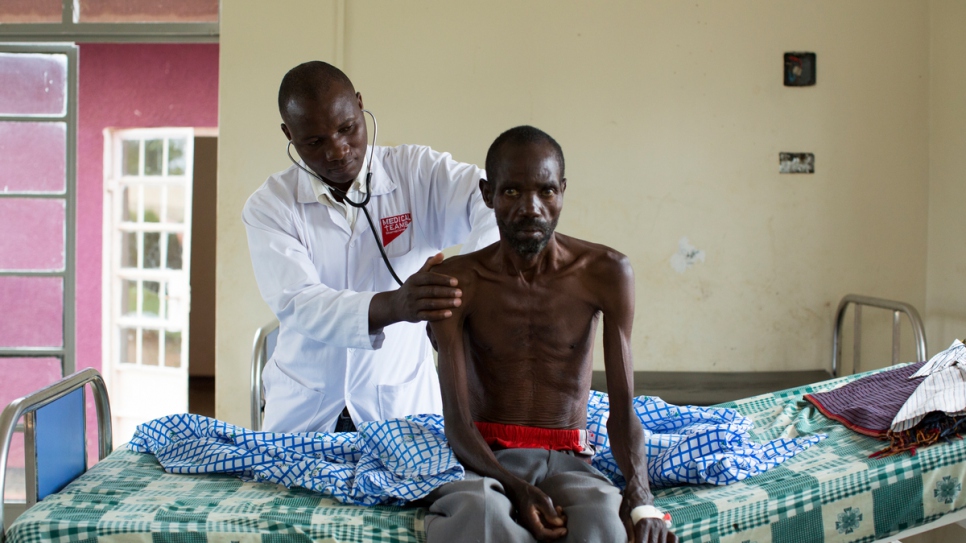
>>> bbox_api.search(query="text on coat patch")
[380,213,412,245]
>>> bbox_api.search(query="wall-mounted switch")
[780,152,814,173]
[784,52,816,86]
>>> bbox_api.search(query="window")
[0,0,218,42]
[0,43,77,507]
[104,128,194,442]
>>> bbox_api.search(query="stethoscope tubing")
[286,110,404,286]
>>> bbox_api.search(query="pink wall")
[76,43,219,375]
[0,44,217,481]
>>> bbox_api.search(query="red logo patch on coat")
[380,213,412,245]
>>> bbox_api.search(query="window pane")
[121,185,139,222]
[165,331,182,368]
[143,185,161,222]
[0,198,65,271]
[0,358,63,409]
[167,184,185,224]
[119,327,137,363]
[144,232,161,269]
[142,329,159,366]
[144,139,163,176]
[121,279,138,316]
[144,281,160,317]
[121,231,139,268]
[0,0,62,23]
[3,431,26,501]
[0,276,63,348]
[166,281,186,325]
[166,234,183,270]
[0,53,67,116]
[0,357,62,497]
[78,0,218,22]
[122,140,140,176]
[159,282,169,319]
[168,138,186,175]
[0,122,66,193]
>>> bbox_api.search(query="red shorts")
[474,421,594,458]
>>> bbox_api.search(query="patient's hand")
[628,517,676,543]
[509,482,567,540]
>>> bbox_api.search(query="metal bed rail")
[250,319,279,431]
[832,294,928,377]
[0,368,112,541]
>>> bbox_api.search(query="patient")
[426,126,676,543]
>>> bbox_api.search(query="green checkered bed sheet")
[8,367,966,542]
[6,446,427,543]
[654,366,966,542]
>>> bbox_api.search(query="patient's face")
[488,143,566,256]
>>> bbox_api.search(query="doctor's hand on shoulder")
[368,253,461,333]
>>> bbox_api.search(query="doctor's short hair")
[278,61,355,118]
[485,125,565,183]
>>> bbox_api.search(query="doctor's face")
[281,84,368,187]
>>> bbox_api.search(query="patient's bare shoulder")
[431,250,481,279]
[559,234,633,281]
[429,247,495,301]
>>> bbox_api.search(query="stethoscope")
[286,109,404,286]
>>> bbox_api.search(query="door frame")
[101,126,195,442]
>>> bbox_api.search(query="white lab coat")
[243,144,498,432]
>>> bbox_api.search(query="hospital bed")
[3,296,966,542]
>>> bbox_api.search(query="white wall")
[217,0,340,424]
[218,0,933,426]
[926,0,966,354]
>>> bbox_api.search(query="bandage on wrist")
[629,504,672,528]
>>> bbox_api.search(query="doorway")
[188,136,217,419]
[102,129,216,443]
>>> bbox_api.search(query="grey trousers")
[424,448,625,543]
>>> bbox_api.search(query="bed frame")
[250,318,278,431]
[0,368,112,541]
[832,294,927,377]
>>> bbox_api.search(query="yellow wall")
[926,0,966,353]
[217,0,935,426]
[217,0,340,424]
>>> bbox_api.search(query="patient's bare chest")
[466,275,598,366]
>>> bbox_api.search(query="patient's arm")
[598,254,675,543]
[430,288,567,540]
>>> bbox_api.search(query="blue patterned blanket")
[130,392,824,506]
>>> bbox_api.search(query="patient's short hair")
[485,125,565,182]
[278,61,355,119]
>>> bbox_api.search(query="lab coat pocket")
[261,362,326,433]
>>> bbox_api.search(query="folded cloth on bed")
[129,413,459,506]
[803,341,966,457]
[862,340,966,457]
[130,395,824,505]
[585,391,825,488]
[803,362,926,437]
[892,339,966,432]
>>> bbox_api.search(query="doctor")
[243,61,498,433]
